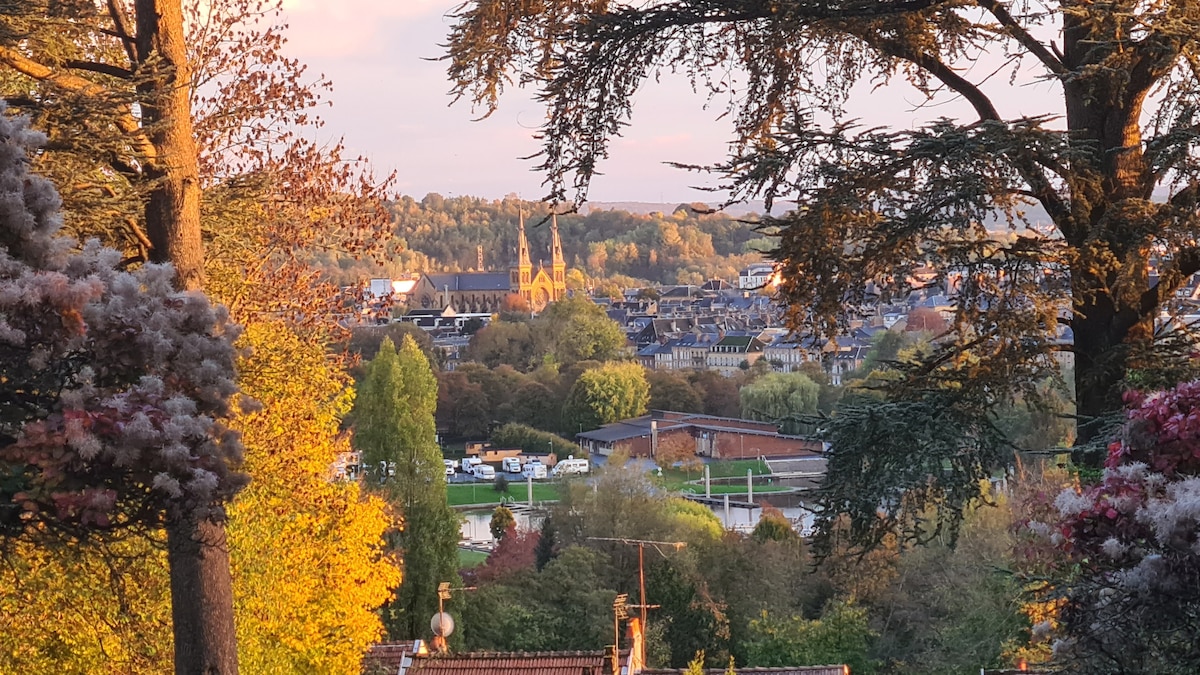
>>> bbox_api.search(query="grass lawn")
[446,481,563,506]
[661,459,770,483]
[457,548,489,569]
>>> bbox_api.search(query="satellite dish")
[430,611,455,637]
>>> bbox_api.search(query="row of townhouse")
[635,325,880,381]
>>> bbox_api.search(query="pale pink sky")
[278,1,1063,204]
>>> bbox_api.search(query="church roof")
[425,272,511,292]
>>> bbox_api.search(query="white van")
[521,462,547,480]
[461,457,483,473]
[502,457,523,473]
[472,464,496,481]
[552,457,590,477]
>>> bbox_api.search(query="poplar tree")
[352,336,460,639]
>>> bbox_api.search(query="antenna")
[590,536,685,667]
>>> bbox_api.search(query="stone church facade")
[410,212,568,313]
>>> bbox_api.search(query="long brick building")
[575,410,823,460]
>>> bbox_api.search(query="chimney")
[604,645,618,675]
[627,617,645,674]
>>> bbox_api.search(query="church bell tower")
[551,213,566,300]
[510,209,533,302]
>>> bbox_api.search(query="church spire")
[551,213,565,267]
[550,212,567,300]
[511,206,534,300]
[517,208,532,270]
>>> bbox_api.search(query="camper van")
[502,457,523,473]
[460,457,483,473]
[472,464,496,481]
[521,462,548,480]
[551,457,590,477]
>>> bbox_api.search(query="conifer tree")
[352,336,460,639]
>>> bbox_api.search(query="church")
[409,212,568,314]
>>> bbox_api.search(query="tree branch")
[0,46,156,166]
[65,60,133,80]
[106,0,139,66]
[974,0,1068,76]
[1139,246,1200,319]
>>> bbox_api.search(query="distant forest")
[315,194,775,287]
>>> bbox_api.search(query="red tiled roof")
[362,646,624,675]
[648,662,844,667]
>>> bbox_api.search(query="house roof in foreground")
[648,662,844,667]
[364,647,626,675]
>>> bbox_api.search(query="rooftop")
[364,648,625,675]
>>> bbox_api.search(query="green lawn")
[457,548,489,569]
[660,459,770,484]
[446,481,563,506]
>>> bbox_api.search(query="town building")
[409,212,568,313]
[576,410,824,460]
[738,262,777,289]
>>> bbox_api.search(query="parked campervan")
[521,462,547,480]
[472,464,496,481]
[502,457,523,473]
[460,457,483,473]
[551,457,589,477]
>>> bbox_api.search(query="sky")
[277,0,1064,204]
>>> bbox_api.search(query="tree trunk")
[133,2,237,672]
[135,0,205,292]
[167,517,239,675]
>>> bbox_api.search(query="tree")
[489,423,577,459]
[2,1,393,668]
[511,380,562,431]
[648,371,705,414]
[467,320,536,369]
[739,372,820,434]
[490,506,516,542]
[751,508,799,544]
[444,0,1200,540]
[223,321,399,673]
[655,433,703,472]
[562,362,650,431]
[745,601,876,674]
[436,372,492,440]
[0,108,243,673]
[351,336,460,640]
[687,370,743,418]
[533,296,626,366]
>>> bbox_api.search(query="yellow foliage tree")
[227,321,400,672]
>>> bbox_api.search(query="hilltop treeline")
[318,194,774,286]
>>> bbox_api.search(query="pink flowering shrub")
[0,108,245,539]
[1035,383,1200,672]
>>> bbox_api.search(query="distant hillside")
[312,194,773,288]
[586,200,775,217]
